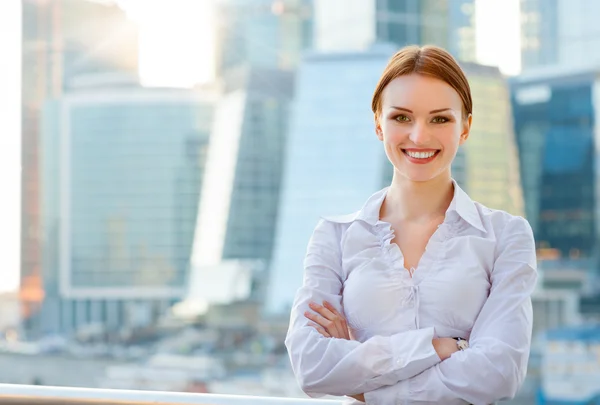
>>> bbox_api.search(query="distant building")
[510,66,600,261]
[314,0,476,62]
[189,68,294,308]
[521,0,600,71]
[214,0,313,73]
[459,62,524,215]
[540,325,600,404]
[21,0,139,337]
[39,74,216,336]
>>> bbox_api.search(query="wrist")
[453,337,469,351]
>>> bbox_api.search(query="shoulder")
[308,211,359,247]
[473,201,534,241]
[473,202,536,267]
[320,210,361,224]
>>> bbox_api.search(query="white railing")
[0,384,345,405]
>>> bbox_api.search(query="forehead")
[381,74,462,111]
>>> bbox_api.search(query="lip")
[402,149,440,164]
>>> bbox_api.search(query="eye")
[431,116,450,123]
[394,114,410,122]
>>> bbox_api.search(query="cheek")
[381,123,404,144]
[437,128,462,151]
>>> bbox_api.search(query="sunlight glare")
[119,0,216,87]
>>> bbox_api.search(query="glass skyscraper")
[521,0,600,71]
[510,67,600,260]
[314,0,476,62]
[214,0,313,72]
[460,63,524,216]
[40,75,216,335]
[189,69,294,304]
[21,0,139,337]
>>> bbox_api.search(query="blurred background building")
[20,0,139,337]
[314,0,476,62]
[520,0,600,71]
[510,68,599,262]
[215,0,313,72]
[188,68,294,318]
[460,62,524,216]
[38,74,216,337]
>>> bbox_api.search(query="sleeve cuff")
[389,327,441,378]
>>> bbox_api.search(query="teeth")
[406,150,436,159]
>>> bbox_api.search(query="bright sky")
[0,0,521,293]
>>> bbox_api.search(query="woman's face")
[376,73,471,183]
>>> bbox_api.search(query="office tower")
[459,63,524,216]
[314,0,476,62]
[39,73,216,335]
[21,0,139,336]
[189,68,294,304]
[510,67,600,260]
[214,0,313,72]
[521,0,600,71]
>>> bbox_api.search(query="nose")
[408,122,431,145]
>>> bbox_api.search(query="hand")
[305,301,350,340]
[432,337,460,360]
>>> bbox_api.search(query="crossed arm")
[285,217,537,404]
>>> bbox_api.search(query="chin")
[395,166,447,183]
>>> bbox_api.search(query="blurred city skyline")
[0,0,520,294]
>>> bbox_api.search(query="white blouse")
[285,181,537,405]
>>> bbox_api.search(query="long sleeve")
[285,219,441,398]
[364,216,538,405]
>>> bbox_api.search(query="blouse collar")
[322,179,487,233]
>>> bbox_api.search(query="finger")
[304,311,335,334]
[323,301,350,339]
[310,303,344,337]
[323,301,345,319]
[308,322,331,338]
[310,302,337,321]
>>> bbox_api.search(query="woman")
[284,45,537,405]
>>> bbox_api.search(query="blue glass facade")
[511,72,598,258]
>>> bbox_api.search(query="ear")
[375,114,384,141]
[459,114,472,145]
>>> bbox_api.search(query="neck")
[381,172,454,223]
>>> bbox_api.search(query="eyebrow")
[390,107,453,114]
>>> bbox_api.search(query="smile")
[402,149,440,163]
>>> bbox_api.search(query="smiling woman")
[118,0,216,87]
[285,45,537,405]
